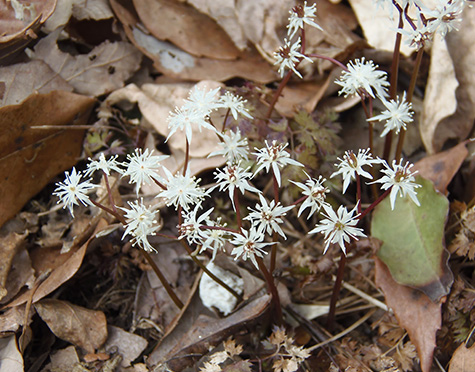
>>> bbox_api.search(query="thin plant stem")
[270,172,280,273]
[307,54,348,70]
[180,240,242,301]
[233,190,243,230]
[184,139,190,175]
[395,48,424,160]
[326,251,347,330]
[356,174,362,214]
[383,7,404,161]
[256,256,283,325]
[141,249,184,309]
[102,172,118,215]
[90,199,125,224]
[266,70,292,119]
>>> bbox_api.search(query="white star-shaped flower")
[230,228,274,269]
[245,194,294,239]
[217,91,253,120]
[85,153,122,176]
[166,106,216,143]
[309,203,366,254]
[368,92,414,137]
[335,57,389,99]
[331,148,380,194]
[120,199,159,252]
[53,167,96,217]
[287,1,323,39]
[210,162,261,210]
[158,168,208,211]
[208,129,249,162]
[179,204,214,245]
[253,140,304,187]
[291,173,330,219]
[274,38,312,79]
[372,159,421,210]
[183,86,220,117]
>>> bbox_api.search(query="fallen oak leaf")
[30,28,142,96]
[35,299,107,354]
[374,256,441,372]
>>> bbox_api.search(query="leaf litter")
[0,0,474,371]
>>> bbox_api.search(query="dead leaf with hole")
[0,61,72,107]
[0,90,95,228]
[0,0,56,64]
[110,0,276,83]
[413,141,469,195]
[30,28,142,96]
[0,335,23,372]
[133,0,239,60]
[5,219,107,309]
[374,256,441,372]
[449,343,475,372]
[35,299,107,353]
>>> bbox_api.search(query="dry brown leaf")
[149,294,271,370]
[110,0,276,83]
[421,34,458,154]
[0,231,26,301]
[0,247,35,305]
[0,0,56,64]
[105,326,148,367]
[275,77,332,118]
[348,0,413,56]
[5,219,107,309]
[0,335,23,372]
[188,0,293,56]
[413,141,469,195]
[449,343,475,372]
[0,61,72,107]
[428,9,475,152]
[35,298,107,353]
[374,256,440,372]
[43,0,113,32]
[31,29,142,96]
[134,0,239,60]
[0,91,95,228]
[45,345,80,372]
[0,305,28,335]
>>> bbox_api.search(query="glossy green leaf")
[371,176,453,302]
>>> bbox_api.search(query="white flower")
[426,0,465,37]
[122,148,168,195]
[368,92,413,137]
[218,91,253,120]
[335,57,389,99]
[331,148,380,194]
[158,168,208,211]
[230,228,274,269]
[309,203,366,254]
[183,86,220,116]
[398,14,433,50]
[245,194,294,239]
[166,106,216,143]
[53,167,96,217]
[291,173,330,219]
[253,140,304,187]
[287,1,323,39]
[179,204,214,245]
[120,199,158,252]
[210,162,261,210]
[85,153,122,176]
[274,38,313,79]
[372,159,421,210]
[199,217,228,260]
[208,129,249,162]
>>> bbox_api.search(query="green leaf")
[371,176,453,302]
